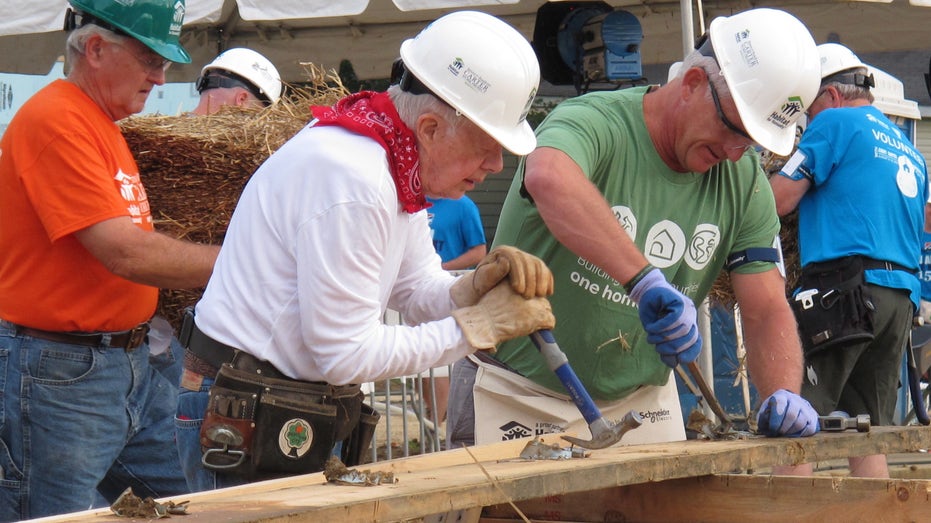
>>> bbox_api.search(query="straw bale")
[120,64,349,329]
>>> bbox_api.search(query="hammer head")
[562,410,643,449]
[818,412,871,432]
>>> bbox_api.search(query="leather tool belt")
[0,318,149,351]
[178,308,378,478]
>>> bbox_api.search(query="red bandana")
[311,91,429,214]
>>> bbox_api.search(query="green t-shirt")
[492,86,780,401]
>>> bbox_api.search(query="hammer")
[818,411,870,432]
[529,329,643,449]
[683,361,733,432]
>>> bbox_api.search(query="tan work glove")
[452,281,556,351]
[450,245,554,308]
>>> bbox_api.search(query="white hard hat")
[199,48,282,105]
[818,43,866,78]
[703,8,820,156]
[399,11,540,156]
[818,43,874,90]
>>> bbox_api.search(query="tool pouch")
[340,403,380,466]
[790,256,875,357]
[200,362,363,480]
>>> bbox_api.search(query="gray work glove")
[452,282,556,351]
[450,245,554,307]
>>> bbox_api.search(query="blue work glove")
[756,389,820,437]
[629,268,702,368]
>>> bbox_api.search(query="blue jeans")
[0,322,188,522]
[149,334,184,388]
[175,373,345,492]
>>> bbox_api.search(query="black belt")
[856,256,915,274]
[1,319,149,351]
[182,318,290,380]
[183,320,238,371]
[183,319,339,388]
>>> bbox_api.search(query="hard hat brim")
[746,122,795,157]
[733,93,796,156]
[137,35,191,64]
[493,122,537,156]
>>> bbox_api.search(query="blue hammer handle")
[529,329,602,425]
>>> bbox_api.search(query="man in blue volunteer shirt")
[771,43,929,478]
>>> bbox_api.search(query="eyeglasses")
[111,41,171,74]
[705,72,754,146]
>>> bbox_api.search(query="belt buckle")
[124,324,150,351]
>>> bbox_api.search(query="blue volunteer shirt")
[782,105,928,308]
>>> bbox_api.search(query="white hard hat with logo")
[701,8,820,156]
[398,11,540,156]
[199,48,282,105]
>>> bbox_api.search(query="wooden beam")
[30,426,931,522]
[483,474,931,522]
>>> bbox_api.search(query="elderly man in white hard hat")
[771,43,929,477]
[174,10,555,491]
[446,8,824,449]
[191,47,282,114]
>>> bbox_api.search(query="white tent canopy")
[0,1,527,35]
[0,0,929,84]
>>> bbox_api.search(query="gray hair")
[678,50,733,103]
[65,24,126,72]
[822,68,875,104]
[387,84,465,133]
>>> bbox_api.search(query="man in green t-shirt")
[447,8,824,447]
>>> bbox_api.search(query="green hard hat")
[67,0,191,64]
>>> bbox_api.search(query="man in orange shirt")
[0,0,218,520]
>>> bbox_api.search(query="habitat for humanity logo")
[767,95,804,130]
[499,421,533,440]
[498,420,567,441]
[448,57,464,76]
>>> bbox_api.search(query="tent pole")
[680,0,694,59]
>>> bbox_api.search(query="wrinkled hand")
[629,269,701,368]
[452,282,555,351]
[756,389,820,437]
[450,245,554,307]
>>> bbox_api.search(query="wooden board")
[29,426,931,523]
[482,474,931,522]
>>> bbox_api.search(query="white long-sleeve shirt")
[195,123,474,384]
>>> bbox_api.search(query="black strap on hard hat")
[196,69,271,105]
[694,32,715,59]
[63,7,127,37]
[821,69,875,90]
[391,58,434,96]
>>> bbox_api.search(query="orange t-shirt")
[0,80,157,331]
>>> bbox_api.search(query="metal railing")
[364,309,452,463]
